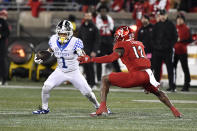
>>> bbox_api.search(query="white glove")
[34,55,43,64]
[76,48,86,56]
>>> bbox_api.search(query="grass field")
[0,81,197,131]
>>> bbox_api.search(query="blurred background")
[0,0,197,87]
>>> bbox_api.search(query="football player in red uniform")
[78,26,182,118]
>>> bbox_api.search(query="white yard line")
[1,85,197,94]
[133,100,197,104]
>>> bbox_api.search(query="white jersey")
[48,35,83,73]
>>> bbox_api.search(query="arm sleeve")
[91,51,120,63]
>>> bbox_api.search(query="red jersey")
[113,40,151,71]
[174,24,191,54]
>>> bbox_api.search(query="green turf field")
[0,83,197,131]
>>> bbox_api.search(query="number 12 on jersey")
[132,46,145,58]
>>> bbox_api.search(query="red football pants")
[109,70,158,93]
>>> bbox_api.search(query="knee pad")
[42,85,53,94]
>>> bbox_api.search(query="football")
[35,50,51,61]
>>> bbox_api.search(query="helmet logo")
[115,26,133,42]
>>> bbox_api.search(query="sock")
[96,101,107,114]
[170,106,181,117]
[42,85,52,110]
[100,101,106,108]
[170,106,176,111]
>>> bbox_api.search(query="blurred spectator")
[174,13,192,91]
[111,0,124,12]
[149,13,157,24]
[96,4,121,82]
[132,0,149,40]
[0,10,9,85]
[78,0,99,12]
[169,0,181,10]
[78,12,100,88]
[149,0,170,15]
[81,6,97,23]
[137,14,153,62]
[148,0,170,25]
[90,6,97,23]
[28,0,43,18]
[179,0,197,12]
[151,9,177,92]
[96,0,111,10]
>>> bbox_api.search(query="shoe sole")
[89,112,108,117]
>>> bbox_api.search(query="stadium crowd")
[0,0,197,13]
[0,0,196,92]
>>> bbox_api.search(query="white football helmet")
[56,20,73,44]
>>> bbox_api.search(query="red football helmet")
[114,26,134,42]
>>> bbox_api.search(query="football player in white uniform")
[32,20,101,114]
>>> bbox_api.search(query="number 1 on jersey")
[60,57,67,68]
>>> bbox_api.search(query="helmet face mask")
[56,20,73,44]
[114,26,134,42]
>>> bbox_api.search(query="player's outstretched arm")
[78,48,124,64]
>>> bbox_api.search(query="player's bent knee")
[42,85,53,94]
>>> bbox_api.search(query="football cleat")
[32,106,49,114]
[107,108,112,114]
[90,111,108,117]
[90,108,112,117]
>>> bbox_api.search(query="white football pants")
[42,68,100,110]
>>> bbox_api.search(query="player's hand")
[77,55,92,63]
[34,55,43,64]
[90,51,96,57]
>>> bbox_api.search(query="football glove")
[76,48,86,56]
[77,55,92,63]
[34,54,43,64]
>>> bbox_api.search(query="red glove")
[77,55,92,63]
